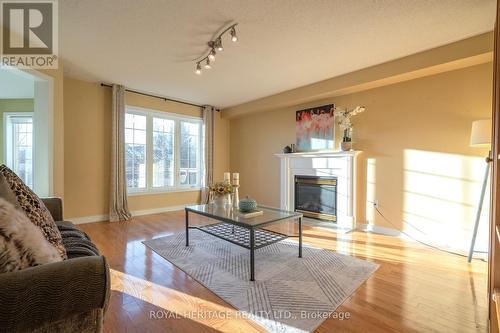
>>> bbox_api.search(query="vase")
[341,141,352,151]
[341,128,353,151]
[211,193,232,207]
[239,196,257,212]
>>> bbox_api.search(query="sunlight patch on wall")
[365,158,376,224]
[403,149,489,252]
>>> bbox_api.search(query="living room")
[1,1,500,333]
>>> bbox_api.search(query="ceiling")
[0,68,34,99]
[60,0,496,108]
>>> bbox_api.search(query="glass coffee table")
[185,204,303,281]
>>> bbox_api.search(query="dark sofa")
[0,198,110,333]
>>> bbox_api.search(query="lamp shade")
[470,119,491,147]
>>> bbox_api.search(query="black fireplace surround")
[294,175,337,221]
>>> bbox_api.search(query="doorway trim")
[19,68,54,196]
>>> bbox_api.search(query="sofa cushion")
[0,198,62,272]
[62,236,100,258]
[61,229,90,240]
[63,241,100,258]
[55,220,78,231]
[56,221,91,239]
[0,165,67,259]
[58,224,100,258]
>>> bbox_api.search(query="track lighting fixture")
[194,22,238,75]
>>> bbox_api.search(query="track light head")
[195,63,202,75]
[204,58,211,69]
[230,27,238,42]
[216,38,223,52]
[208,48,216,61]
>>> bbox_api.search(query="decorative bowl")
[239,196,257,212]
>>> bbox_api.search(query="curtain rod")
[100,83,216,110]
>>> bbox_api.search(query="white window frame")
[3,112,35,188]
[125,106,203,195]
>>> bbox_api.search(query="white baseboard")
[356,223,402,237]
[68,203,196,225]
[70,214,108,225]
[131,204,194,217]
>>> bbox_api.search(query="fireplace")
[277,151,357,230]
[294,175,337,221]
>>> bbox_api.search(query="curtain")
[201,105,216,204]
[109,84,132,221]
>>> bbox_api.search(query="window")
[4,113,34,188]
[125,113,147,189]
[125,107,203,194]
[180,121,201,186]
[152,117,175,187]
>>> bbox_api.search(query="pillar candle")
[232,172,239,180]
[233,178,239,186]
[224,172,231,182]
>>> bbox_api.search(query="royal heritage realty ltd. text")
[149,310,352,320]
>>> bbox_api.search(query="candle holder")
[232,185,240,209]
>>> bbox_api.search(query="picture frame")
[295,104,335,151]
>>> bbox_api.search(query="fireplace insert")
[294,175,337,221]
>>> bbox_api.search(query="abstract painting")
[296,104,335,151]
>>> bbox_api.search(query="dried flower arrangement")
[209,181,233,195]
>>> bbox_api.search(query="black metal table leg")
[185,209,189,246]
[250,228,255,281]
[298,217,302,258]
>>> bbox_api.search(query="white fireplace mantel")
[275,150,360,230]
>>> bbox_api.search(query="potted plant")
[333,106,366,151]
[209,181,233,207]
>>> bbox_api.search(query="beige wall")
[229,63,493,251]
[63,78,230,218]
[63,79,110,218]
[0,99,34,112]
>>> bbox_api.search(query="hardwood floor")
[79,211,488,333]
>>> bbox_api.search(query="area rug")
[143,229,378,333]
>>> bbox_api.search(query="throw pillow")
[0,172,20,209]
[0,198,62,273]
[0,165,67,259]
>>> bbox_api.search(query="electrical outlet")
[373,200,379,209]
